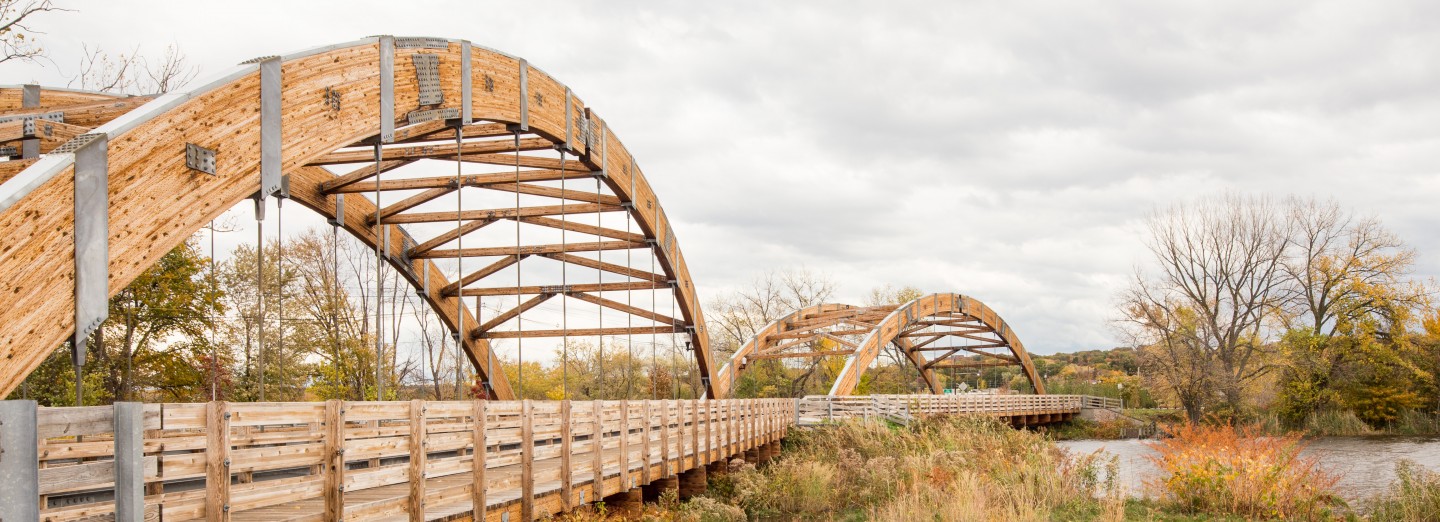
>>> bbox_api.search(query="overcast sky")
[8,1,1440,355]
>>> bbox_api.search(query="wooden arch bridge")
[0,35,717,401]
[0,36,1083,522]
[714,293,1047,398]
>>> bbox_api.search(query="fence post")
[618,400,630,490]
[471,401,487,518]
[677,401,686,470]
[408,399,426,522]
[590,401,604,500]
[703,400,712,463]
[205,401,231,522]
[673,401,682,472]
[115,402,144,522]
[660,400,670,477]
[520,400,534,521]
[641,401,652,484]
[560,400,573,510]
[324,400,346,521]
[723,400,732,456]
[691,399,699,467]
[746,401,754,449]
[0,400,38,522]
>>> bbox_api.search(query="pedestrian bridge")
[0,394,1112,522]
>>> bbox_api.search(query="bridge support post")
[0,400,39,522]
[114,402,144,522]
[678,466,707,500]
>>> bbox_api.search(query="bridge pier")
[706,460,729,478]
[678,467,707,500]
[642,475,679,502]
[743,446,760,464]
[604,487,645,516]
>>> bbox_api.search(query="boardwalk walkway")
[0,394,1101,522]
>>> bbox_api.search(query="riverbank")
[1049,408,1440,440]
[556,416,1440,521]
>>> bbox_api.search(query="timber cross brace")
[0,36,717,400]
[711,293,1047,398]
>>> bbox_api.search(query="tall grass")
[710,416,1118,521]
[1387,410,1440,436]
[1305,409,1377,436]
[1145,423,1344,520]
[1367,460,1440,522]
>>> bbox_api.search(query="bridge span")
[0,394,1108,522]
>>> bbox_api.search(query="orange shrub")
[1145,423,1343,520]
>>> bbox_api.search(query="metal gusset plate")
[396,37,448,49]
[406,107,459,126]
[412,53,444,106]
[185,143,217,175]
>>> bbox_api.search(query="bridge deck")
[0,394,1100,522]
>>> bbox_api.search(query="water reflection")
[1057,436,1440,502]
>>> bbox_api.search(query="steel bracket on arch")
[69,133,109,366]
[378,35,396,143]
[248,55,284,199]
[460,40,473,125]
[328,193,345,226]
[21,84,39,158]
[517,58,529,131]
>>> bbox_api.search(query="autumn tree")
[16,240,221,405]
[1273,198,1431,425]
[1120,194,1291,422]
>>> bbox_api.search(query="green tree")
[18,240,222,405]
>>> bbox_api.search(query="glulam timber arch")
[712,293,1045,398]
[0,36,716,400]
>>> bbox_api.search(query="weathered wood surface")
[0,36,718,401]
[20,398,795,522]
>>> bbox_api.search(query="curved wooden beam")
[0,36,718,398]
[828,293,1045,395]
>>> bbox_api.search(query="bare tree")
[0,0,65,64]
[705,267,836,359]
[1119,194,1291,420]
[69,42,198,94]
[142,44,198,94]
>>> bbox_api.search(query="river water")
[1057,436,1440,503]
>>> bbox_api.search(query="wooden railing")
[1080,395,1124,410]
[0,398,795,522]
[795,394,1094,425]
